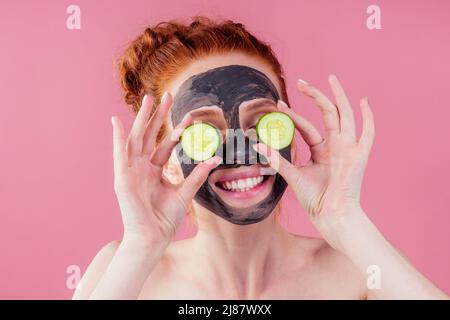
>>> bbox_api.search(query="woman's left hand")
[254,74,375,247]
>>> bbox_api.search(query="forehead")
[166,52,283,98]
[170,64,280,125]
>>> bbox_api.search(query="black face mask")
[171,65,292,225]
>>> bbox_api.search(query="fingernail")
[277,99,289,109]
[141,94,148,106]
[253,143,265,154]
[297,78,308,85]
[206,156,222,166]
[181,113,192,124]
[161,91,169,105]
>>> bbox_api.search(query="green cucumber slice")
[256,112,294,150]
[181,123,221,161]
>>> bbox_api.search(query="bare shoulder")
[287,234,368,299]
[74,238,193,299]
[73,240,121,299]
[139,237,203,299]
[287,234,352,268]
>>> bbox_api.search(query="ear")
[162,149,185,184]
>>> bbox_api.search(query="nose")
[218,129,262,165]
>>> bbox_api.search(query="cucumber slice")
[181,123,221,161]
[256,112,294,150]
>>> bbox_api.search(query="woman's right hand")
[111,92,221,246]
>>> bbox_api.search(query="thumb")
[253,143,301,187]
[177,156,222,205]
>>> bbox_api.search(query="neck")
[191,203,291,298]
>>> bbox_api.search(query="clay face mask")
[171,65,292,225]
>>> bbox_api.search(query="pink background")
[1,0,449,299]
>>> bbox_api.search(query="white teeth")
[219,175,265,192]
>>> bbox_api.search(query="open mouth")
[208,166,275,205]
[215,175,270,192]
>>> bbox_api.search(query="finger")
[328,74,356,138]
[178,156,222,202]
[112,116,127,175]
[277,99,324,147]
[126,94,153,158]
[151,113,193,168]
[296,79,340,134]
[359,97,375,153]
[142,92,172,156]
[252,143,300,187]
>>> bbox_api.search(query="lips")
[208,165,275,205]
[218,175,265,192]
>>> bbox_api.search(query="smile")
[217,175,266,192]
[208,165,275,205]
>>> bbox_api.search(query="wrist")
[122,232,171,253]
[313,205,369,252]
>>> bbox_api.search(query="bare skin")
[73,52,449,300]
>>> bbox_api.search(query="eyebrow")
[187,106,223,118]
[241,98,278,113]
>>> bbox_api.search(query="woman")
[73,17,448,300]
